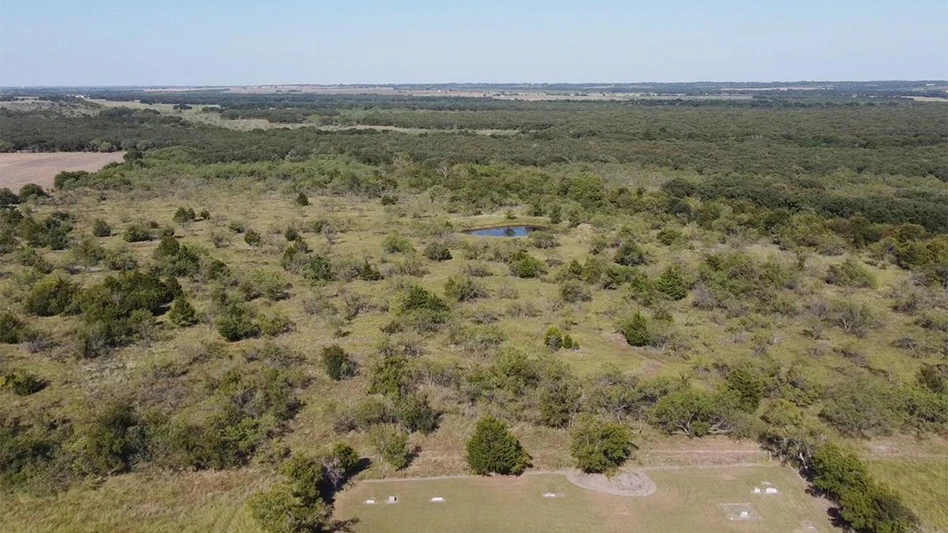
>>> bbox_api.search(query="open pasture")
[334,466,834,533]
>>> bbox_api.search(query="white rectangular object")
[765,487,779,494]
[430,497,445,503]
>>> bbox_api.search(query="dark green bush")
[423,241,452,261]
[321,345,357,381]
[570,416,635,474]
[91,219,112,237]
[216,303,260,342]
[168,298,198,327]
[18,183,47,202]
[559,280,591,303]
[244,229,261,246]
[618,313,652,347]
[394,393,440,434]
[466,416,530,475]
[444,275,484,302]
[508,250,546,278]
[122,223,155,243]
[172,207,196,223]
[295,191,309,206]
[0,188,19,206]
[614,240,646,266]
[825,258,876,288]
[0,311,27,343]
[25,275,80,316]
[369,425,411,470]
[1,372,47,396]
[383,233,414,254]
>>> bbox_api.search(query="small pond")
[463,225,544,237]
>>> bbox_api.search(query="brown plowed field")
[0,152,125,190]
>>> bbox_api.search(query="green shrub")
[382,233,413,254]
[19,183,47,202]
[618,313,652,347]
[393,285,451,331]
[216,303,260,341]
[0,312,27,343]
[466,416,530,475]
[103,245,138,271]
[21,212,73,250]
[614,240,646,266]
[825,258,876,288]
[444,275,484,302]
[122,223,155,243]
[544,326,563,350]
[321,345,357,381]
[240,270,290,301]
[357,260,383,281]
[71,403,146,477]
[423,241,452,261]
[25,275,80,316]
[0,188,19,206]
[369,354,414,398]
[508,250,546,278]
[656,264,690,301]
[69,236,106,267]
[394,393,440,434]
[91,219,112,237]
[529,231,557,249]
[570,416,635,474]
[168,298,198,327]
[559,280,591,303]
[369,425,411,470]
[1,372,47,396]
[295,191,309,206]
[173,207,196,224]
[657,228,683,245]
[244,229,262,246]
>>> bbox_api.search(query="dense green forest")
[1,90,946,533]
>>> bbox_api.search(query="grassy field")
[335,466,833,533]
[0,465,832,533]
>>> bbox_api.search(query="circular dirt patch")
[565,469,656,496]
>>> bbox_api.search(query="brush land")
[0,84,946,533]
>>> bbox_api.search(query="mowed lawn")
[335,466,835,533]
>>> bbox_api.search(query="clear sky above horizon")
[1,0,946,86]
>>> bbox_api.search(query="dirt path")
[0,152,125,190]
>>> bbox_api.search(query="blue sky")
[1,0,945,86]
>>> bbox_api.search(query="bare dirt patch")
[0,152,125,190]
[565,469,657,496]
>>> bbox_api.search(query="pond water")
[463,225,543,237]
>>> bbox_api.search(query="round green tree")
[466,416,530,475]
